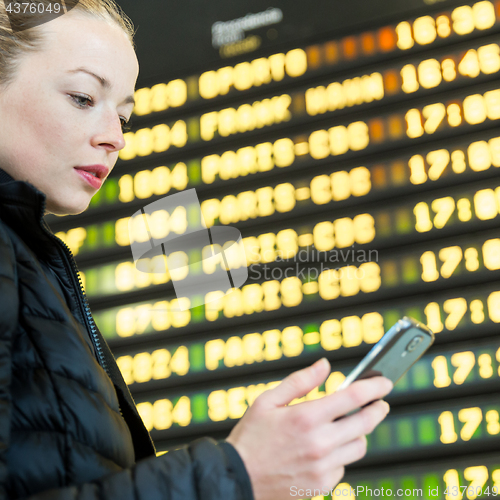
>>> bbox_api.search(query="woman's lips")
[74,168,103,189]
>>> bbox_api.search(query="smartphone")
[337,316,434,392]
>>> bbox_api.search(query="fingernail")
[382,401,390,414]
[384,378,394,392]
[313,357,328,373]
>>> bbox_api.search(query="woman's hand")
[226,358,393,500]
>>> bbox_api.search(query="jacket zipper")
[38,199,109,377]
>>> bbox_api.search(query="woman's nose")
[93,113,127,151]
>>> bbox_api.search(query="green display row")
[340,454,500,500]
[90,228,500,339]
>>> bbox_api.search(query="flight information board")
[46,0,500,496]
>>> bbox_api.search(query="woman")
[0,1,393,499]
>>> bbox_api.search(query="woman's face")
[0,11,139,216]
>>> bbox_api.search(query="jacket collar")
[0,167,15,183]
[0,167,60,261]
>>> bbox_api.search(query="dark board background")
[116,0,464,87]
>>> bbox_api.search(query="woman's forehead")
[36,13,139,84]
[42,12,133,56]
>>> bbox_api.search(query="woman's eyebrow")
[67,67,135,105]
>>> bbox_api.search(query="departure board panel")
[45,0,500,494]
[342,453,500,500]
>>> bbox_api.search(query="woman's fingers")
[326,435,369,470]
[290,376,393,426]
[296,433,375,495]
[327,399,390,448]
[295,399,389,472]
[329,377,393,421]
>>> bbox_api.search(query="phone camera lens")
[406,335,424,352]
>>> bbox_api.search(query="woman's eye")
[70,94,131,133]
[121,119,132,133]
[70,94,93,107]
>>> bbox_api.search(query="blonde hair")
[0,0,136,89]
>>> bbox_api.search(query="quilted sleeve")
[0,222,253,500]
[19,438,254,500]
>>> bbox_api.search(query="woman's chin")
[45,197,91,216]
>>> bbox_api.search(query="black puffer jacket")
[0,167,253,500]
